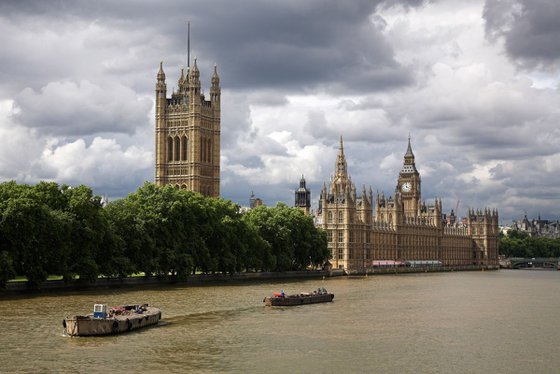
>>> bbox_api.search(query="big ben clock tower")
[397,137,421,218]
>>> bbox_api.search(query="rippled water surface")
[1,270,560,373]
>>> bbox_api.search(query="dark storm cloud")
[1,0,416,95]
[483,0,560,68]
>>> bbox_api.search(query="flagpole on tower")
[187,20,191,69]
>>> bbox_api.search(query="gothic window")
[338,248,344,260]
[338,231,344,243]
[174,137,180,162]
[182,136,188,161]
[202,137,207,162]
[167,137,173,161]
[338,211,343,224]
[328,211,333,223]
[207,138,212,163]
[327,231,332,242]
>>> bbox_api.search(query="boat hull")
[264,293,334,306]
[64,306,161,336]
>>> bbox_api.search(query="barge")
[63,304,161,336]
[263,288,334,306]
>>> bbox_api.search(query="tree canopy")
[0,181,330,288]
[500,229,560,258]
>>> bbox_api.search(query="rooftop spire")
[157,61,165,81]
[400,135,418,174]
[335,135,347,178]
[405,134,414,158]
[211,63,220,85]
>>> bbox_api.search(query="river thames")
[1,269,559,373]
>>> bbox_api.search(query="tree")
[0,251,15,289]
[0,197,51,287]
[243,203,330,271]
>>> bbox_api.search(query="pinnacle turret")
[211,64,220,85]
[157,61,166,81]
[190,57,200,80]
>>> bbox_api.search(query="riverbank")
[1,265,500,295]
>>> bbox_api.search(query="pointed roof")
[157,61,166,81]
[335,135,347,178]
[400,135,418,174]
[212,63,220,82]
[405,135,414,158]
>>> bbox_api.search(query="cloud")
[1,0,560,223]
[13,80,152,136]
[37,137,152,197]
[0,101,46,182]
[483,0,560,69]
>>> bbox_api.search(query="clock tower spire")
[397,136,421,218]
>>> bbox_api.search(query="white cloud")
[37,137,152,195]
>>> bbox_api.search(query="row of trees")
[0,181,329,288]
[500,230,560,258]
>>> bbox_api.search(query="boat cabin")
[93,304,108,319]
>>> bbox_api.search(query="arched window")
[181,184,187,190]
[200,137,205,162]
[338,211,343,224]
[328,211,333,223]
[182,136,188,161]
[207,138,212,163]
[174,137,180,162]
[167,137,173,161]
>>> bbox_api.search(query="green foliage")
[242,203,330,271]
[500,230,560,258]
[0,181,329,288]
[0,251,16,288]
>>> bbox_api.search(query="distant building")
[310,136,499,271]
[294,175,311,215]
[511,214,560,238]
[249,191,264,209]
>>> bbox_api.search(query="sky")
[1,0,559,224]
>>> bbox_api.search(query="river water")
[1,270,559,373]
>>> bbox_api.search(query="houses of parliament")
[154,60,499,271]
[297,137,499,270]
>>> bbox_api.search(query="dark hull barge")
[263,288,334,306]
[63,304,161,336]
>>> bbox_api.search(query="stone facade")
[315,137,499,270]
[155,59,220,197]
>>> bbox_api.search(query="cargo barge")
[63,304,161,336]
[263,288,334,306]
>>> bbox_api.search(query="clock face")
[401,182,412,193]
